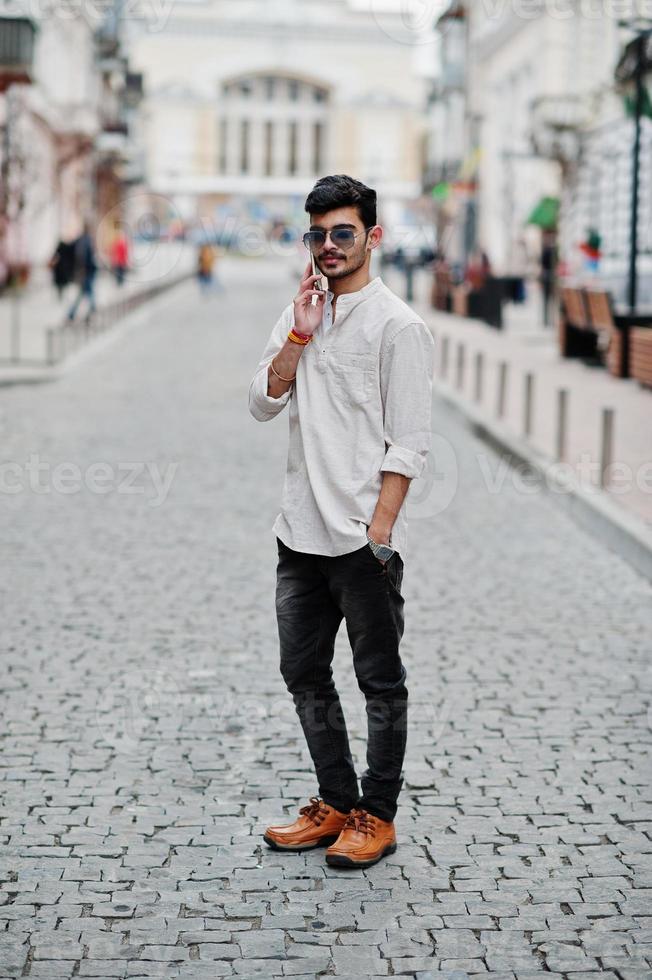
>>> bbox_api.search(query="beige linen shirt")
[248,276,434,563]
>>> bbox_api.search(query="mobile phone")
[310,252,323,308]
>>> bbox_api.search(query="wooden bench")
[558,286,652,379]
[559,286,596,359]
[630,328,652,387]
[584,289,626,378]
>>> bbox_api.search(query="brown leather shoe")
[325,806,397,868]
[263,796,351,852]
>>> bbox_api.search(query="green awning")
[624,86,652,120]
[526,196,559,230]
[431,182,450,201]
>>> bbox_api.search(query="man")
[248,175,434,869]
[67,223,98,322]
[540,229,558,327]
[49,238,77,300]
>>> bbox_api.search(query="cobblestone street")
[1,258,651,980]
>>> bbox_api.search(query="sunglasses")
[302,227,374,254]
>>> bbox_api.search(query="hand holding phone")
[294,261,325,334]
[310,253,323,308]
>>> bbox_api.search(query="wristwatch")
[366,532,395,563]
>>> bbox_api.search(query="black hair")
[304,174,377,228]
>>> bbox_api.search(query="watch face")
[373,544,394,561]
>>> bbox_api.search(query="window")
[240,119,249,173]
[265,120,273,176]
[219,117,227,173]
[313,121,323,174]
[288,121,298,175]
[219,74,329,180]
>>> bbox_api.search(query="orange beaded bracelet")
[288,328,312,345]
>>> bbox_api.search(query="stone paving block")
[128,927,181,945]
[260,913,306,929]
[77,963,129,977]
[32,942,84,959]
[441,958,489,971]
[26,967,77,979]
[485,952,541,971]
[137,944,190,961]
[196,942,241,960]
[174,968,234,979]
[237,928,286,958]
[125,965,184,978]
[287,930,337,946]
[232,959,285,976]
[566,974,621,980]
[179,929,231,944]
[330,945,389,974]
[281,952,332,974]
[391,956,440,973]
[615,972,652,980]
[86,936,141,959]
[0,941,28,973]
[512,974,565,980]
[433,928,485,958]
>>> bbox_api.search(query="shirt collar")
[326,276,383,309]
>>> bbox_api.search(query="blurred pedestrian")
[49,239,76,300]
[197,243,214,292]
[540,230,558,327]
[110,230,130,286]
[466,247,491,291]
[67,224,98,322]
[197,242,222,296]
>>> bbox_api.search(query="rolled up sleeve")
[248,305,294,422]
[379,321,435,479]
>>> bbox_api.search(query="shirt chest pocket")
[327,351,376,408]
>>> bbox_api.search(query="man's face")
[308,206,377,281]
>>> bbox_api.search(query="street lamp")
[616,19,652,314]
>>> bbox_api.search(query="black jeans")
[275,536,407,823]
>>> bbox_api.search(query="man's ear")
[367,225,383,250]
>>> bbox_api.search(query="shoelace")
[342,807,377,837]
[298,795,330,826]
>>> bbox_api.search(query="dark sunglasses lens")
[331,230,356,248]
[303,232,325,251]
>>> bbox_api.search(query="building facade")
[425,0,638,294]
[559,33,652,307]
[467,2,621,275]
[0,1,143,284]
[423,2,473,267]
[0,8,98,278]
[128,0,433,229]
